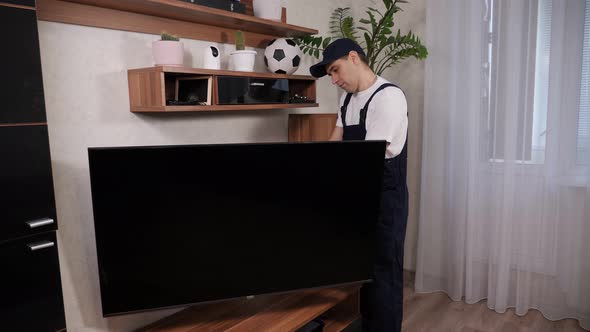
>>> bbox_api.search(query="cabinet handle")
[28,241,55,251]
[250,82,265,86]
[25,218,54,228]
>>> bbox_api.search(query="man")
[309,38,409,332]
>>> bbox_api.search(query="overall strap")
[340,93,353,127]
[359,83,400,127]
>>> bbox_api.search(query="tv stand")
[135,285,360,332]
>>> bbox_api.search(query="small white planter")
[230,50,257,72]
[152,40,184,67]
[253,0,282,21]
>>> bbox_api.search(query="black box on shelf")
[179,0,246,14]
[217,76,290,104]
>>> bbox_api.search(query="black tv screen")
[88,141,385,316]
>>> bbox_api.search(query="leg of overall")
[360,276,373,331]
[360,189,394,332]
[391,183,408,331]
[371,184,408,331]
[370,187,397,332]
[362,162,408,332]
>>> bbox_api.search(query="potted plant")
[230,30,256,72]
[295,0,428,76]
[152,32,184,67]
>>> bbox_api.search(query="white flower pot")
[152,40,184,67]
[253,0,282,21]
[230,50,257,72]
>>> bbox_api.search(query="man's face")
[326,56,358,93]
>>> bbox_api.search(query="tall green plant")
[235,30,245,51]
[295,0,428,76]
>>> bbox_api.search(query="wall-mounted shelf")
[37,0,318,48]
[62,0,316,37]
[128,66,318,113]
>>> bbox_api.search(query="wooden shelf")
[156,103,319,112]
[37,0,318,48]
[131,66,317,80]
[321,289,360,332]
[128,66,318,113]
[64,0,316,37]
[135,285,360,332]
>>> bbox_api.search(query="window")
[578,0,590,165]
[484,0,548,164]
[531,0,552,164]
[484,0,589,167]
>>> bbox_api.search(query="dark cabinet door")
[0,1,36,7]
[0,125,56,242]
[0,231,66,332]
[0,5,46,124]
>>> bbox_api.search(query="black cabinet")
[0,5,46,124]
[0,125,57,242]
[0,4,66,331]
[0,232,66,332]
[0,0,36,7]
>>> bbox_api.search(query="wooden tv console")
[135,285,360,332]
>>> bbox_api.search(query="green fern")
[294,35,325,58]
[374,30,428,75]
[330,8,358,41]
[294,0,428,76]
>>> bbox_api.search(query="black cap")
[309,38,365,78]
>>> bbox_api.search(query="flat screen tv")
[88,141,385,316]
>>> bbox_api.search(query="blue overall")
[340,83,409,332]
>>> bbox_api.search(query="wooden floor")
[402,272,588,332]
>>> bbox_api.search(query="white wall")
[37,0,424,330]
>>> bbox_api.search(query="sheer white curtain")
[416,0,590,329]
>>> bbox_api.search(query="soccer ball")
[264,38,302,75]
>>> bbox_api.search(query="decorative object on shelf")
[263,38,301,74]
[253,0,282,21]
[294,0,428,76]
[230,30,256,72]
[179,0,246,14]
[152,32,184,67]
[203,45,221,70]
[289,93,312,104]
